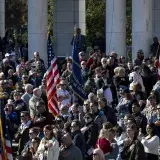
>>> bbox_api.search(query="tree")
[86,0,132,46]
[48,0,54,36]
[6,0,28,31]
[86,0,106,46]
[126,0,132,46]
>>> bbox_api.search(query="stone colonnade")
[106,0,152,59]
[0,0,5,38]
[0,0,156,63]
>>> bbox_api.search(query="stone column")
[53,0,86,57]
[132,0,152,59]
[28,0,48,64]
[106,0,126,57]
[153,0,160,39]
[0,0,5,38]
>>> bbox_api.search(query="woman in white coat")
[36,125,59,160]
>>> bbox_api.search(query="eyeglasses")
[71,125,77,128]
[93,153,99,157]
[84,117,90,119]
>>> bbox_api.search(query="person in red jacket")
[95,128,112,155]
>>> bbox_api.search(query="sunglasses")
[84,117,90,119]
[29,132,34,135]
[20,115,25,118]
[71,125,77,128]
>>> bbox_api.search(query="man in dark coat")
[33,100,53,128]
[71,28,86,52]
[132,101,147,135]
[15,111,32,155]
[71,120,86,159]
[92,32,105,53]
[151,37,160,58]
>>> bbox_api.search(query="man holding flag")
[70,27,87,102]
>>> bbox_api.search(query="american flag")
[47,34,60,116]
[47,34,54,68]
[0,100,13,160]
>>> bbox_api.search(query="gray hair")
[25,84,33,92]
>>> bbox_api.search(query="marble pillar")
[132,0,152,59]
[28,0,48,64]
[106,0,126,57]
[53,0,86,57]
[0,0,5,38]
[153,0,160,39]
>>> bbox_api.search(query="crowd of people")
[1,29,160,160]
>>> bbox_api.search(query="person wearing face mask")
[130,66,145,92]
[81,113,99,160]
[81,61,89,84]
[57,80,71,107]
[113,67,129,90]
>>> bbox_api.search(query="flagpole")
[0,99,7,160]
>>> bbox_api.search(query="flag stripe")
[0,100,13,160]
[47,34,60,117]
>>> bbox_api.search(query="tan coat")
[29,95,42,119]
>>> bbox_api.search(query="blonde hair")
[99,128,108,138]
[114,67,120,75]
[114,67,125,76]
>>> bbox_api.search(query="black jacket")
[72,130,86,158]
[132,112,147,135]
[121,139,146,160]
[83,122,99,148]
[101,106,117,125]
